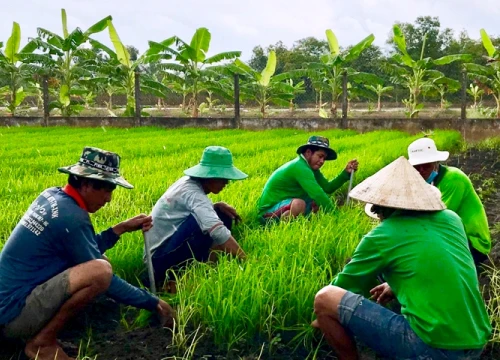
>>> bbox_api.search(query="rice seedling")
[0,126,464,354]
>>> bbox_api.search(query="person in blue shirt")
[0,147,175,360]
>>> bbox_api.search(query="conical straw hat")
[349,156,445,211]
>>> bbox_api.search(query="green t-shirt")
[257,156,350,216]
[435,165,491,254]
[333,209,491,350]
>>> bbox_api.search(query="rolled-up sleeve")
[186,191,231,246]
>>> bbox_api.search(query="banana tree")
[90,21,173,116]
[365,84,393,111]
[286,79,305,113]
[467,84,484,108]
[32,9,112,116]
[465,29,500,117]
[429,77,460,109]
[148,28,241,117]
[385,25,471,118]
[231,51,294,117]
[308,30,376,117]
[0,22,38,115]
[199,72,234,111]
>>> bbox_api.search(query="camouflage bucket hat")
[58,146,133,189]
[297,135,337,160]
[184,146,248,180]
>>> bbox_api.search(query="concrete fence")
[1,116,499,142]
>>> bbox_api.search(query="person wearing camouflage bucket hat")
[144,146,247,293]
[256,135,359,223]
[58,146,133,189]
[0,146,175,360]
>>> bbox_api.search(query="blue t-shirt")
[0,187,158,325]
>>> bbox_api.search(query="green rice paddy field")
[0,127,479,358]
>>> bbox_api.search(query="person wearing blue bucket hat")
[257,136,359,223]
[145,146,247,293]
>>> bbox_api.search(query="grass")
[0,126,465,356]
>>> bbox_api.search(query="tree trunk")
[182,94,187,112]
[377,95,381,111]
[495,95,500,118]
[192,98,199,117]
[108,94,113,110]
[192,81,199,118]
[330,101,337,117]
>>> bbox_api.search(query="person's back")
[435,165,491,256]
[146,176,216,254]
[335,209,491,349]
[0,187,90,325]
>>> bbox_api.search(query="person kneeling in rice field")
[408,137,491,269]
[145,146,247,293]
[312,156,491,360]
[0,147,175,360]
[256,135,358,223]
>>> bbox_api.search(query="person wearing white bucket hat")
[312,157,491,360]
[408,137,491,267]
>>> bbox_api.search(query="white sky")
[1,0,499,61]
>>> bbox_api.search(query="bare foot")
[163,280,177,294]
[25,340,75,360]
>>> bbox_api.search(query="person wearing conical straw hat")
[257,135,358,222]
[0,147,175,360]
[312,157,491,360]
[145,146,247,293]
[408,137,491,268]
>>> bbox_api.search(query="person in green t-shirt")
[312,156,491,360]
[257,135,358,222]
[408,137,491,266]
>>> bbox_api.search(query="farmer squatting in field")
[312,156,491,360]
[256,135,358,223]
[145,146,247,293]
[0,147,175,360]
[408,137,491,268]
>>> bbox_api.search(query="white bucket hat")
[407,138,449,166]
[349,156,446,212]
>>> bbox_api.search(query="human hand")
[345,159,359,174]
[157,299,176,328]
[113,214,153,236]
[215,202,242,224]
[370,282,394,305]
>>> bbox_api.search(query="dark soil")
[2,146,499,360]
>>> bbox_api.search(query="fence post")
[341,71,348,128]
[461,69,467,120]
[233,73,240,129]
[134,71,142,126]
[42,76,49,127]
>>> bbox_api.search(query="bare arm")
[211,236,246,260]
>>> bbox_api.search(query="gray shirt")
[146,176,231,254]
